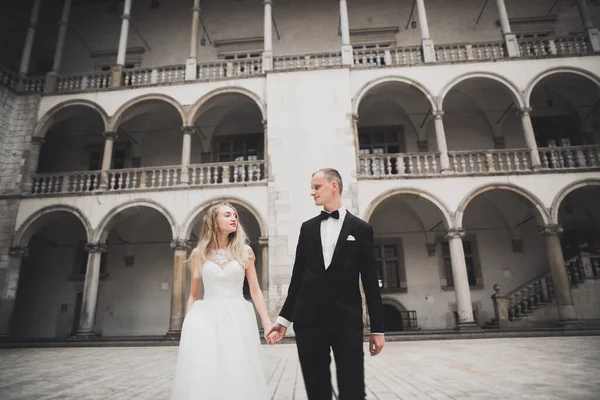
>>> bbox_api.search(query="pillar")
[185,0,201,80]
[45,0,72,93]
[112,0,132,88]
[74,243,106,337]
[99,131,118,190]
[19,0,41,76]
[577,0,600,52]
[339,0,353,65]
[168,239,191,335]
[0,247,29,337]
[540,225,579,324]
[415,0,436,62]
[518,108,542,169]
[432,111,451,173]
[180,126,194,185]
[22,136,44,193]
[258,237,269,295]
[446,229,478,330]
[262,0,274,72]
[494,0,520,57]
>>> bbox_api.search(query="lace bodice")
[201,250,245,300]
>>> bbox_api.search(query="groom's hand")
[265,322,287,344]
[369,334,385,356]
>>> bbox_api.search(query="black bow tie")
[320,210,340,220]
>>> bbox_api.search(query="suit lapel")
[329,212,355,269]
[311,217,326,269]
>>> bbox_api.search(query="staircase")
[485,253,600,329]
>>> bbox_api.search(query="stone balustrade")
[273,52,342,70]
[449,149,532,174]
[359,153,441,177]
[123,65,186,87]
[519,34,591,57]
[566,253,600,285]
[353,46,423,67]
[197,58,262,80]
[26,160,267,196]
[539,145,600,170]
[56,71,112,92]
[435,41,506,62]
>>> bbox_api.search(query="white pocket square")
[347,235,356,241]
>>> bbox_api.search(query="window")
[373,239,406,291]
[215,134,263,162]
[441,240,478,288]
[358,126,405,175]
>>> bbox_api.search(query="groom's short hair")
[313,168,343,195]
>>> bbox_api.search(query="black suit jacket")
[279,211,384,333]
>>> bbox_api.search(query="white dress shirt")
[276,206,383,335]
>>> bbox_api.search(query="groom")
[267,168,384,400]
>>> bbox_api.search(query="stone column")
[185,0,201,80]
[339,0,353,65]
[168,239,191,336]
[112,0,132,88]
[258,237,269,294]
[577,0,600,52]
[494,0,520,57]
[262,0,274,72]
[75,244,106,337]
[22,136,45,193]
[445,229,478,329]
[99,131,118,190]
[16,0,41,90]
[432,111,451,173]
[180,126,194,185]
[518,108,542,169]
[0,247,29,337]
[539,225,579,324]
[415,0,436,62]
[45,0,72,93]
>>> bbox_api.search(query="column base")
[422,39,437,63]
[185,57,198,81]
[440,169,453,175]
[341,44,354,66]
[504,33,521,57]
[558,305,579,322]
[262,51,273,72]
[44,72,59,93]
[587,28,600,52]
[454,322,481,331]
[111,65,123,88]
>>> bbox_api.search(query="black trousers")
[295,325,365,400]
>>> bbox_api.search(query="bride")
[171,202,276,400]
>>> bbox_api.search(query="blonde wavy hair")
[189,202,249,278]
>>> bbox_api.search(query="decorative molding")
[181,126,197,135]
[171,239,192,251]
[84,243,107,254]
[9,246,29,258]
[539,224,563,236]
[103,131,118,140]
[445,228,466,239]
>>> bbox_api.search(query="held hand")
[369,334,385,356]
[265,322,287,344]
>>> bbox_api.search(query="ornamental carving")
[445,228,466,239]
[9,246,29,258]
[171,239,192,251]
[84,243,108,254]
[539,224,563,236]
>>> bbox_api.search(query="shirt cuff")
[371,332,385,335]
[276,316,292,328]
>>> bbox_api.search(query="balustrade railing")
[197,58,262,80]
[436,41,506,62]
[539,146,600,170]
[0,65,19,89]
[566,253,600,285]
[274,52,342,70]
[26,161,267,196]
[359,153,441,177]
[56,71,112,92]
[449,149,531,174]
[122,65,186,87]
[520,34,591,57]
[491,273,555,328]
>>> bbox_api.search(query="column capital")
[258,237,269,246]
[121,13,131,21]
[9,246,29,258]
[445,228,466,239]
[84,243,107,254]
[539,224,563,236]
[171,239,192,251]
[432,110,444,119]
[518,107,533,117]
[262,119,268,130]
[181,125,197,135]
[31,136,45,146]
[103,131,118,140]
[263,0,273,4]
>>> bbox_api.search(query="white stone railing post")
[494,0,520,57]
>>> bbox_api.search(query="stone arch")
[109,94,186,131]
[363,188,454,229]
[438,72,525,110]
[181,196,267,240]
[187,87,266,126]
[35,100,109,138]
[455,183,550,227]
[525,67,600,107]
[93,200,178,243]
[352,76,438,115]
[381,296,407,312]
[14,205,93,247]
[551,178,600,224]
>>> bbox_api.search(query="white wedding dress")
[171,250,268,400]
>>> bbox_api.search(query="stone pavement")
[1,337,599,400]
